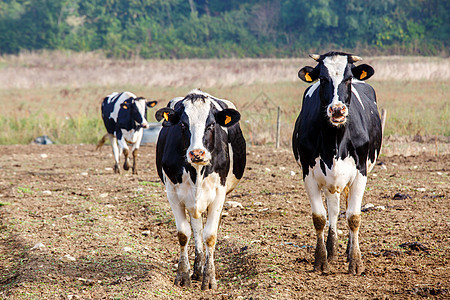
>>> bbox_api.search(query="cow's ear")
[155,108,179,126]
[352,64,374,81]
[216,109,241,127]
[121,101,130,110]
[147,100,158,108]
[298,66,318,83]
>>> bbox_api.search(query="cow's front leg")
[201,191,225,290]
[108,134,121,173]
[169,199,192,287]
[190,213,204,282]
[305,176,329,273]
[325,190,340,262]
[346,173,367,275]
[131,131,143,175]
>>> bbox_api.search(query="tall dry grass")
[0,51,449,89]
[0,51,448,145]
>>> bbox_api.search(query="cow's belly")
[164,170,225,218]
[311,156,358,194]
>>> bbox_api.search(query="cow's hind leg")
[325,190,340,262]
[346,173,367,275]
[108,134,120,173]
[305,175,329,273]
[190,214,204,282]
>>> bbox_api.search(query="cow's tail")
[96,134,108,150]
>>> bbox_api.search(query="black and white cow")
[155,89,246,290]
[97,91,157,174]
[292,52,382,275]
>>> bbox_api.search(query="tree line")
[0,0,448,58]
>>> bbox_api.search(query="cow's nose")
[189,149,206,162]
[330,105,347,117]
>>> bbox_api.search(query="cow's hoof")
[313,260,330,274]
[191,270,202,282]
[174,271,191,287]
[201,276,217,290]
[348,259,364,275]
[123,162,130,171]
[132,168,138,175]
[113,165,120,174]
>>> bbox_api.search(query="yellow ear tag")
[224,115,231,125]
[150,102,156,107]
[360,70,367,79]
[163,112,169,121]
[122,105,128,109]
[305,72,312,82]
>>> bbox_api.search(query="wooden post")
[381,108,387,136]
[276,106,281,148]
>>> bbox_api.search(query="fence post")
[276,106,281,148]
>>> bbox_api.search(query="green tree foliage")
[0,0,448,57]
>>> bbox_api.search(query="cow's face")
[298,52,374,127]
[155,97,240,166]
[121,97,157,129]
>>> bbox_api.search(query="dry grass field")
[0,51,449,146]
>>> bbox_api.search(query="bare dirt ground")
[0,143,449,299]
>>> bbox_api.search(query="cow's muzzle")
[328,104,348,125]
[188,149,208,165]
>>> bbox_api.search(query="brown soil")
[0,144,449,299]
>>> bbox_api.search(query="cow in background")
[292,52,382,275]
[97,91,157,174]
[155,89,246,290]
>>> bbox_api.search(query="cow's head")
[155,93,240,166]
[121,97,158,129]
[298,52,374,127]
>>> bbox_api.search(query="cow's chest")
[308,156,358,194]
[164,170,225,217]
[120,128,140,144]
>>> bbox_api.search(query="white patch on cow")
[323,55,348,108]
[351,84,365,109]
[226,143,240,194]
[134,98,149,127]
[304,155,367,217]
[310,156,358,195]
[109,91,137,122]
[367,149,378,173]
[168,96,186,109]
[306,81,320,98]
[163,169,225,220]
[184,97,212,163]
[188,89,236,110]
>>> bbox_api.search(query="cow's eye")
[206,123,215,131]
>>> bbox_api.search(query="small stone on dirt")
[40,153,48,158]
[393,193,411,200]
[99,193,108,198]
[30,242,45,251]
[225,201,243,209]
[142,230,151,236]
[62,254,76,261]
[123,247,132,252]
[42,190,52,195]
